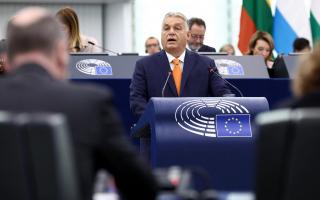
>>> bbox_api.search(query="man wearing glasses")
[145,36,161,55]
[187,17,216,52]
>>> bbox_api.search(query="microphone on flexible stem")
[87,41,119,55]
[162,70,172,97]
[208,67,244,97]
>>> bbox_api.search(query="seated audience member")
[1,7,158,200]
[145,36,161,55]
[187,17,216,52]
[56,7,100,53]
[0,39,7,74]
[130,12,232,116]
[246,31,274,73]
[289,43,320,108]
[219,43,235,55]
[293,37,311,53]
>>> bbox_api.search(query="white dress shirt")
[165,50,186,72]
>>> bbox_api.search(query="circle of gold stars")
[224,117,242,134]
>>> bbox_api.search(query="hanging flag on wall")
[310,0,320,43]
[238,0,273,54]
[273,0,312,54]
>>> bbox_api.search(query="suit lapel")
[156,50,178,96]
[180,50,197,96]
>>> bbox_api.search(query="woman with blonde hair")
[247,31,274,69]
[56,7,100,53]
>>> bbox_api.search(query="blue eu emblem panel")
[216,114,252,137]
[95,66,112,75]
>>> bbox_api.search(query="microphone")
[162,70,172,97]
[87,41,119,55]
[208,67,244,97]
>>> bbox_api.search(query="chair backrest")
[283,109,320,200]
[255,108,320,200]
[0,112,80,200]
[271,55,289,78]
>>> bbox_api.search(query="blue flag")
[96,66,112,75]
[273,0,311,54]
[216,114,252,137]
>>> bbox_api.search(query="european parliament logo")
[76,59,113,76]
[175,99,252,138]
[215,59,245,76]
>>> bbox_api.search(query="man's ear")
[187,31,191,40]
[55,40,69,79]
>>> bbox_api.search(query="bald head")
[6,7,69,79]
[7,7,66,61]
[11,7,50,27]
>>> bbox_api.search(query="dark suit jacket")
[130,49,232,116]
[285,91,320,108]
[0,63,158,200]
[198,44,216,52]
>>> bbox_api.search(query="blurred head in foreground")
[6,7,68,79]
[292,42,320,97]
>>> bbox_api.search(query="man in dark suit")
[0,7,157,200]
[130,12,232,116]
[187,17,216,52]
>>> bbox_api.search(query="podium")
[132,97,269,191]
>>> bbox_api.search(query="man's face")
[187,24,206,51]
[161,16,188,55]
[146,38,160,55]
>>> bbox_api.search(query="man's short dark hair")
[6,15,64,61]
[293,37,311,52]
[188,17,206,30]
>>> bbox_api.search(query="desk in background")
[69,54,292,133]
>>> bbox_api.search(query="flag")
[238,0,273,54]
[226,65,244,76]
[216,114,252,137]
[273,0,312,54]
[310,0,320,43]
[95,66,112,75]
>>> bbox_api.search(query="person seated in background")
[246,31,274,71]
[56,7,100,53]
[187,17,216,52]
[1,7,158,200]
[293,37,311,53]
[219,43,235,55]
[0,39,7,75]
[289,42,320,108]
[145,36,161,55]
